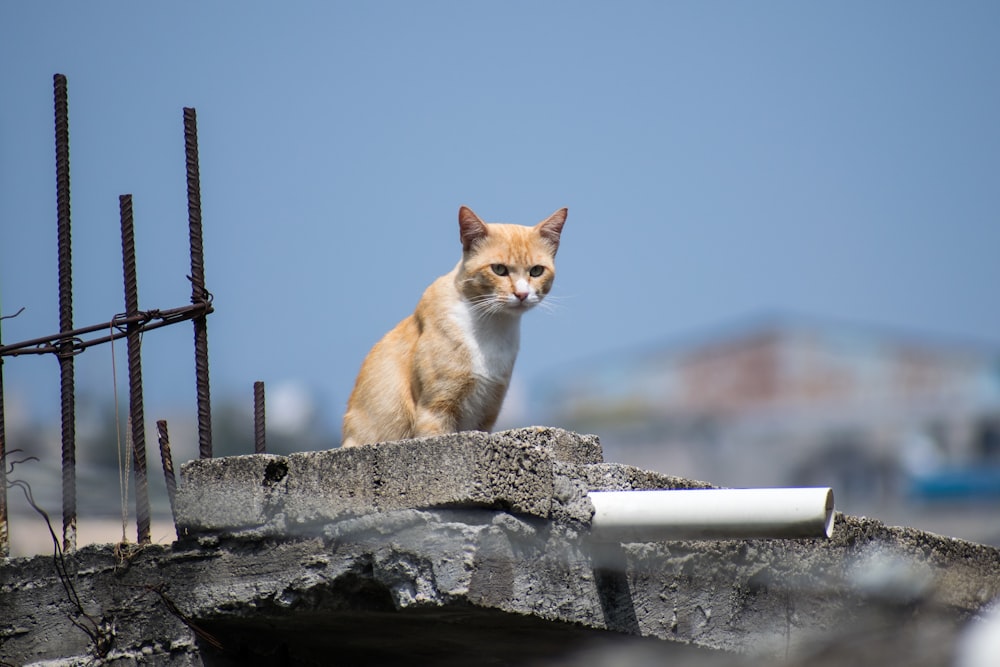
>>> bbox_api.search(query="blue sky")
[2,2,999,440]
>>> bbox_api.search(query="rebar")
[0,76,221,554]
[54,73,77,553]
[0,302,9,558]
[184,107,213,459]
[156,420,177,525]
[254,381,266,454]
[120,194,151,545]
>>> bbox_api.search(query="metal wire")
[0,302,213,358]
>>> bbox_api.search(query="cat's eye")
[529,265,545,277]
[491,264,509,276]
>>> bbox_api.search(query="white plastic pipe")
[588,487,835,542]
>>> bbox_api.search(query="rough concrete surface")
[2,427,999,666]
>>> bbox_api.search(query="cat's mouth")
[506,294,539,310]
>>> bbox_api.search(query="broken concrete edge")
[4,427,1000,665]
[167,426,1000,610]
[824,512,1000,611]
[3,506,999,666]
[173,426,716,539]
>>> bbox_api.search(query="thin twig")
[6,476,113,657]
[0,306,25,321]
[146,583,225,651]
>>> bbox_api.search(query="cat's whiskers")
[536,294,570,314]
[466,294,498,306]
[470,292,541,319]
[466,294,505,318]
[484,302,508,318]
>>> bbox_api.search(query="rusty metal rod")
[54,73,77,553]
[156,420,178,525]
[184,107,213,459]
[254,381,266,454]
[0,301,212,358]
[0,302,9,558]
[120,194,151,545]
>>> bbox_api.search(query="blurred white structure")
[536,315,1000,510]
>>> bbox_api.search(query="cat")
[341,205,567,448]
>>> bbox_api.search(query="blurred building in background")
[535,315,1000,533]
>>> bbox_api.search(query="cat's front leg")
[412,403,459,438]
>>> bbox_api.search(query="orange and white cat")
[341,205,567,448]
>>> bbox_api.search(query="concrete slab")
[5,428,1000,666]
[175,427,595,536]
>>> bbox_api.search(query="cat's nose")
[513,279,531,302]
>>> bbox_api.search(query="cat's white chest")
[449,300,521,382]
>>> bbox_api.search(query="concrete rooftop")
[2,427,999,666]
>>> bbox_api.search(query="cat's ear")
[459,206,489,252]
[535,208,568,255]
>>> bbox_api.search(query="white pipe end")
[588,487,836,542]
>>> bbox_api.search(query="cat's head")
[456,205,567,316]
